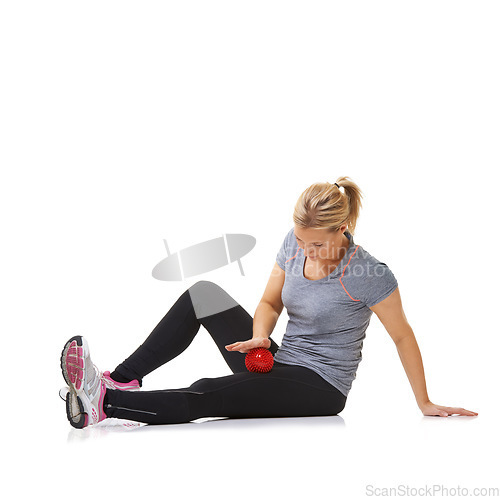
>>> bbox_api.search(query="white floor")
[9,381,493,500]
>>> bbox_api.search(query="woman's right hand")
[225,337,271,353]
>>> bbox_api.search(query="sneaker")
[60,335,107,429]
[102,371,141,391]
[58,370,140,402]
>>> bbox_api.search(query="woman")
[59,177,478,428]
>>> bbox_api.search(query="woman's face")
[294,225,349,261]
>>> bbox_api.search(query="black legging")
[103,281,347,425]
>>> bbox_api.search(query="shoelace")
[85,362,104,400]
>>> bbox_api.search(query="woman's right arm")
[253,262,285,339]
[225,262,285,353]
[252,302,281,341]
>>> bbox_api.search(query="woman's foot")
[60,335,107,428]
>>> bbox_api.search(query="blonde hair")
[293,176,364,235]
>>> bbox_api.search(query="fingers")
[429,406,479,417]
[225,341,247,352]
[443,407,478,416]
[225,339,273,354]
[464,409,479,416]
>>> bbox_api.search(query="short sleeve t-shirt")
[274,227,398,397]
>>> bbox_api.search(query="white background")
[1,1,498,498]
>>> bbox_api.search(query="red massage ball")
[245,348,274,373]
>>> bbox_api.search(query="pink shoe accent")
[95,380,107,424]
[68,346,83,357]
[66,340,84,390]
[85,380,107,427]
[102,371,140,391]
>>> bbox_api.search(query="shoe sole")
[65,390,88,428]
[60,336,90,428]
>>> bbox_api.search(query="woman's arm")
[369,287,478,417]
[226,262,285,353]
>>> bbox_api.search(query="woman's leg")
[111,281,280,385]
[104,362,347,425]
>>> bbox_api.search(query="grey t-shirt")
[274,227,398,397]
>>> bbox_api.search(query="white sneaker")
[60,336,107,428]
[59,370,141,402]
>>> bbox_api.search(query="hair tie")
[334,183,340,189]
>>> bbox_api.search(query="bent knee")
[188,281,239,319]
[189,280,217,291]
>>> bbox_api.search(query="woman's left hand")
[419,401,478,417]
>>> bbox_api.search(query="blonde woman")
[60,177,477,428]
